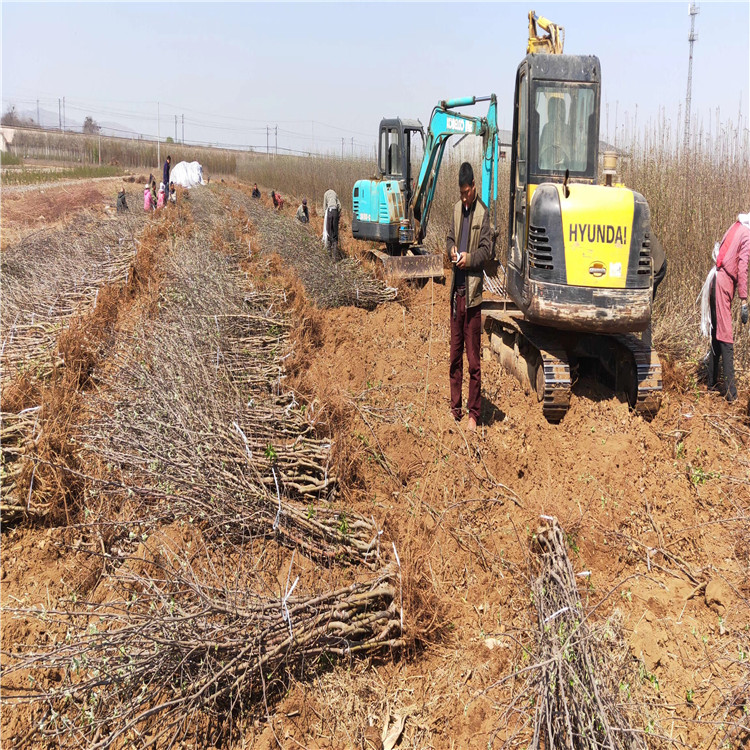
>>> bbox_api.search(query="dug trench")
[1,180,748,749]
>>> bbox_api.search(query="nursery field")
[1,174,748,749]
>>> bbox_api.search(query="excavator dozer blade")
[384,254,444,280]
[370,248,445,281]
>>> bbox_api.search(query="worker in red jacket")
[707,214,750,402]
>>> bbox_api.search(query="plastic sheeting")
[169,161,206,189]
[697,242,720,339]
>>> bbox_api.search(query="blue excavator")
[351,96,500,280]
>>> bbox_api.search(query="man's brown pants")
[450,291,482,421]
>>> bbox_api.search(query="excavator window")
[379,128,403,179]
[517,72,528,183]
[533,84,596,176]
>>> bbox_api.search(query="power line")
[4,93,376,138]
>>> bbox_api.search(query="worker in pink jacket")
[144,185,153,211]
[707,214,750,402]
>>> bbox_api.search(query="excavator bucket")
[370,248,445,281]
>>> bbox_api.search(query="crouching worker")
[446,162,492,432]
[157,182,166,209]
[705,213,750,402]
[296,198,309,223]
[117,188,129,213]
[144,183,154,211]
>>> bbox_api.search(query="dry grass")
[7,127,246,178]
[620,118,750,377]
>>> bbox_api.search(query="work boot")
[706,341,721,391]
[720,341,737,402]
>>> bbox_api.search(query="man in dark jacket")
[446,162,492,431]
[116,187,129,213]
[163,155,171,193]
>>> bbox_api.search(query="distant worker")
[705,214,750,402]
[163,155,171,194]
[446,162,492,432]
[144,183,154,212]
[272,190,284,210]
[116,187,129,213]
[150,179,158,208]
[641,233,667,349]
[296,198,309,224]
[322,188,342,261]
[252,183,261,199]
[157,182,166,209]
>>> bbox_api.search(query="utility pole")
[684,3,699,153]
[275,125,278,157]
[62,96,65,133]
[174,115,177,143]
[98,132,101,166]
[58,99,61,131]
[182,114,184,144]
[36,99,40,128]
[157,102,161,168]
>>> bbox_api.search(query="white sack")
[697,242,720,339]
[169,160,206,189]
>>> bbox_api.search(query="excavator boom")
[412,95,499,243]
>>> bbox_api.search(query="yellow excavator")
[483,11,662,421]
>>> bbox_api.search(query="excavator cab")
[352,118,424,248]
[506,53,653,333]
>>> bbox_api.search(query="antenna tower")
[684,3,699,152]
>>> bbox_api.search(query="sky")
[2,1,749,157]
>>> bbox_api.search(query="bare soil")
[1,179,748,749]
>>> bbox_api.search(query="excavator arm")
[411,94,499,243]
[527,10,564,54]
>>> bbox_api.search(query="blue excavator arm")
[411,94,498,243]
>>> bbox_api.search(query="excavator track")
[518,320,572,422]
[483,307,572,423]
[483,301,662,423]
[613,334,663,418]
